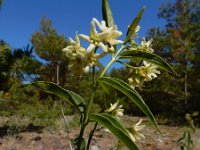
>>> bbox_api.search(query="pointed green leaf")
[98,77,161,133]
[102,0,115,27]
[124,7,145,44]
[90,113,139,150]
[119,50,177,75]
[31,81,86,113]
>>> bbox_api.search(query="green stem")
[84,90,95,124]
[100,58,115,77]
[84,65,96,123]
[76,124,86,149]
[100,45,125,77]
[77,45,126,149]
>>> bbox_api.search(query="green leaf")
[31,81,86,113]
[102,0,115,27]
[90,113,139,150]
[116,60,137,71]
[119,50,177,75]
[98,77,161,133]
[124,7,145,44]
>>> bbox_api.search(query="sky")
[0,0,175,50]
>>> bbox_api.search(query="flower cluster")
[138,38,154,53]
[104,102,146,143]
[128,36,160,89]
[80,18,123,53]
[63,18,123,74]
[128,60,160,89]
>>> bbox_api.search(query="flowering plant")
[31,0,176,149]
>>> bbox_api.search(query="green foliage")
[177,130,193,150]
[18,102,62,128]
[119,50,176,75]
[31,17,69,84]
[0,41,42,91]
[31,17,68,61]
[98,77,160,132]
[90,113,139,150]
[102,0,115,27]
[145,0,200,121]
[0,80,73,130]
[31,81,86,114]
[124,7,145,44]
[0,0,2,9]
[0,41,11,90]
[0,0,186,149]
[177,113,198,150]
[30,0,178,148]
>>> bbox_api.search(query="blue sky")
[0,0,174,50]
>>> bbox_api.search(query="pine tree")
[31,17,69,85]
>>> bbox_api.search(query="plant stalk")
[100,45,125,77]
[86,122,98,150]
[77,64,97,149]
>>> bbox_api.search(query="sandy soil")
[0,116,199,150]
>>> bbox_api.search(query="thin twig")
[86,122,98,150]
[60,104,74,150]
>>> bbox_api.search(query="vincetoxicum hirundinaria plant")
[31,0,177,149]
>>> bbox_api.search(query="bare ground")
[0,116,199,150]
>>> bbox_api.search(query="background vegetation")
[0,0,199,130]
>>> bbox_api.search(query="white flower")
[139,61,160,81]
[93,18,123,45]
[63,34,86,60]
[105,100,124,119]
[63,33,104,73]
[79,18,123,53]
[138,38,154,53]
[79,20,108,52]
[128,76,144,90]
[83,66,90,73]
[128,119,145,142]
[128,61,160,89]
[82,52,103,72]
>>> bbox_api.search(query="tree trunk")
[56,64,60,85]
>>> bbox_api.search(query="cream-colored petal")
[83,66,90,73]
[79,34,91,42]
[98,31,110,40]
[69,37,75,44]
[93,18,104,31]
[109,39,123,45]
[116,109,124,117]
[98,42,108,52]
[106,101,119,112]
[87,44,96,54]
[101,20,106,28]
[91,20,98,35]
[75,33,80,44]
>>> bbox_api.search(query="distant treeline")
[0,0,199,125]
